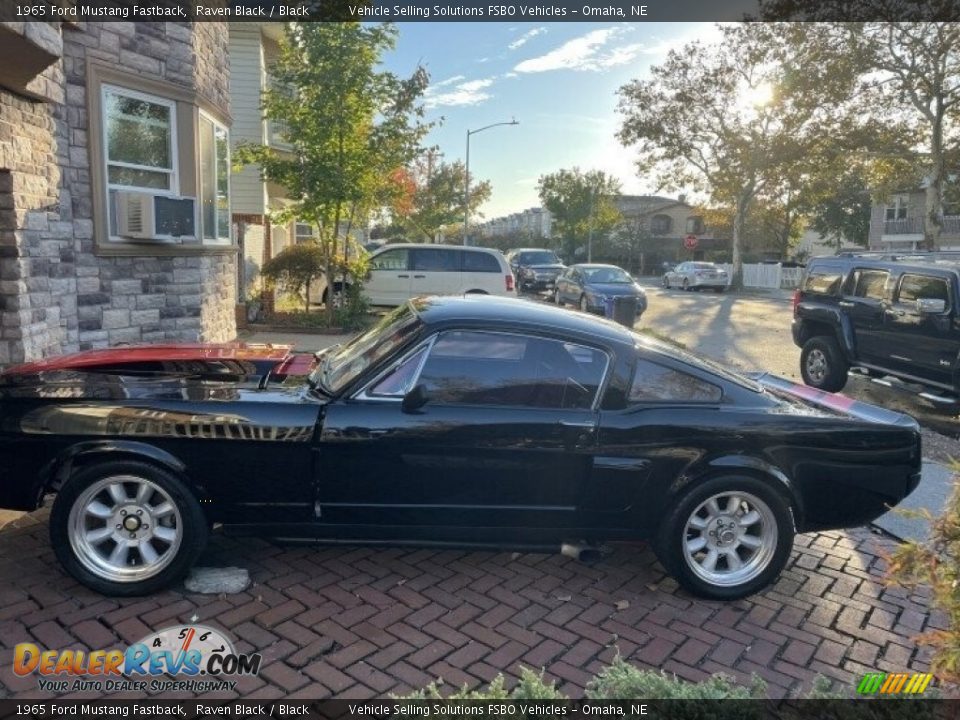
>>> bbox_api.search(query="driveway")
[0,509,937,699]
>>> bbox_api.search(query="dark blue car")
[554,264,648,317]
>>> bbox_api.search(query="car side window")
[368,346,428,398]
[417,331,607,410]
[844,269,889,300]
[803,268,842,295]
[411,248,459,272]
[629,359,722,403]
[897,274,949,307]
[462,251,500,273]
[370,249,408,271]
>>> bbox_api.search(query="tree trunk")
[924,111,945,251]
[730,195,750,291]
[304,279,311,314]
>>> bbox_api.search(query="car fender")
[797,305,856,361]
[39,440,196,498]
[663,454,805,529]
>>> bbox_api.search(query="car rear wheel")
[579,295,589,313]
[51,461,207,596]
[654,476,794,600]
[682,278,690,291]
[800,336,849,392]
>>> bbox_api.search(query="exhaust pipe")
[561,541,603,564]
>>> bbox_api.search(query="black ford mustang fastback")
[0,296,921,599]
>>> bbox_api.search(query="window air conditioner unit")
[115,191,196,242]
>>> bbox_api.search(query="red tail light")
[792,289,801,316]
[505,274,515,293]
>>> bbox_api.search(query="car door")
[364,247,412,305]
[840,268,889,364]
[317,329,610,532]
[882,272,958,386]
[409,247,460,297]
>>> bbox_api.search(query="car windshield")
[692,263,718,270]
[519,251,559,265]
[312,303,421,394]
[582,267,632,284]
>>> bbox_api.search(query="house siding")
[228,24,266,217]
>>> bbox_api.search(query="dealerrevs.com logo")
[13,624,261,693]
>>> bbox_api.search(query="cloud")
[508,26,547,51]
[433,74,466,88]
[424,77,496,108]
[513,26,680,74]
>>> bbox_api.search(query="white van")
[362,244,516,306]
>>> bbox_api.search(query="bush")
[886,462,960,684]
[261,244,327,313]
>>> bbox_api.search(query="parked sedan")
[554,264,648,317]
[506,248,566,293]
[0,297,920,599]
[663,262,729,291]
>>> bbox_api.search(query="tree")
[234,23,431,322]
[808,167,872,249]
[851,23,960,248]
[260,244,326,313]
[616,23,859,289]
[537,168,622,261]
[397,155,492,242]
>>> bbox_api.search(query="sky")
[381,22,723,222]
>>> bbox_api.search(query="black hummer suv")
[792,253,960,402]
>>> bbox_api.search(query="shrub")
[261,244,327,313]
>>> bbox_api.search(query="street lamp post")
[464,119,518,246]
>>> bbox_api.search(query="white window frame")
[886,195,908,221]
[199,110,231,246]
[102,83,180,242]
[294,221,316,244]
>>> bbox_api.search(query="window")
[629,359,722,403]
[411,248,459,272]
[685,216,705,234]
[462,251,501,273]
[844,270,888,300]
[199,113,230,244]
[417,331,607,409]
[803,268,843,295]
[294,222,316,244]
[370,248,409,271]
[885,195,908,221]
[369,345,429,397]
[897,274,949,306]
[104,85,177,239]
[650,214,672,235]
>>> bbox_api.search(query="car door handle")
[413,274,426,279]
[839,301,855,308]
[886,308,905,317]
[397,274,409,278]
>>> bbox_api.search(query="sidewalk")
[875,461,955,543]
[238,328,356,351]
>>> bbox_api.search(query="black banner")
[1,0,959,22]
[0,700,953,720]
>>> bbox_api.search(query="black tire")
[800,336,849,392]
[682,278,690,291]
[50,460,207,597]
[579,295,589,313]
[662,276,669,289]
[464,289,488,295]
[653,475,795,600]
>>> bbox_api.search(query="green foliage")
[887,462,960,684]
[537,168,622,261]
[808,168,872,249]
[233,22,432,322]
[260,244,327,313]
[334,283,372,331]
[398,156,492,242]
[587,658,766,701]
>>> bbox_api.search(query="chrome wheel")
[805,348,828,384]
[682,491,777,587]
[68,475,182,583]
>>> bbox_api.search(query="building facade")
[0,21,236,365]
[868,190,960,251]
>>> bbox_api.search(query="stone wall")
[0,21,236,364]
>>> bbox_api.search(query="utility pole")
[464,119,519,246]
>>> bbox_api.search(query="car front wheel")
[682,278,690,291]
[51,461,207,596]
[654,476,794,600]
[579,295,589,313]
[800,336,849,392]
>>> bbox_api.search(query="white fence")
[716,263,803,289]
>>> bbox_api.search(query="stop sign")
[684,235,699,250]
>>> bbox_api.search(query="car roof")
[409,295,635,346]
[571,263,623,270]
[808,254,960,276]
[511,248,555,253]
[372,243,500,255]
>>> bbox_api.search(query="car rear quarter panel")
[597,406,920,535]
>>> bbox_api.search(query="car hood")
[522,264,565,272]
[0,342,318,389]
[585,283,646,296]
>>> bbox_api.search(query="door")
[317,330,610,532]
[882,273,958,386]
[409,247,460,297]
[840,268,889,364]
[364,247,411,305]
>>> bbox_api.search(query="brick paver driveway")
[0,510,935,700]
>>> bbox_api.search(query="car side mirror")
[917,298,946,314]
[401,384,429,414]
